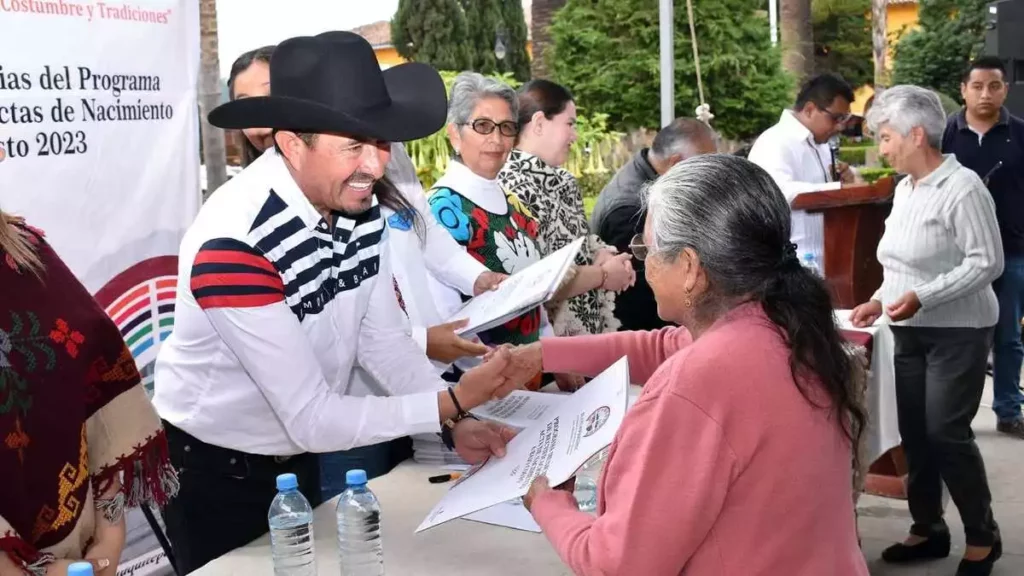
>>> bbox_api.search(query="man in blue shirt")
[943,56,1024,438]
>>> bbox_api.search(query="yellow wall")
[850,3,921,116]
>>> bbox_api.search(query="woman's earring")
[684,288,693,308]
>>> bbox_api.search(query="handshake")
[449,343,546,411]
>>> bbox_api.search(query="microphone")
[828,136,841,182]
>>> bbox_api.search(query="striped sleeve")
[913,177,1004,308]
[190,238,284,309]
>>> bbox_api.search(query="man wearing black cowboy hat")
[152,32,520,572]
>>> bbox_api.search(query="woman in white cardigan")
[850,85,1004,576]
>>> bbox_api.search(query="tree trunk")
[199,0,227,198]
[529,0,567,78]
[871,0,888,89]
[780,0,813,80]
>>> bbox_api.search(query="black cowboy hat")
[208,31,447,142]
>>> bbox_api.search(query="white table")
[836,310,901,464]
[193,460,571,576]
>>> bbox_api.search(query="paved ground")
[857,378,1023,575]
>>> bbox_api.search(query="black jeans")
[160,421,322,574]
[891,325,999,546]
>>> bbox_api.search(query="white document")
[416,356,630,533]
[471,390,567,431]
[447,237,585,336]
[463,498,541,533]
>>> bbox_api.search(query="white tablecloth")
[835,310,901,464]
[192,460,569,576]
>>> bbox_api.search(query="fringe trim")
[0,532,53,576]
[95,492,126,524]
[93,429,180,510]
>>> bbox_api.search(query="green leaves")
[392,0,531,81]
[549,0,793,140]
[812,0,873,88]
[891,0,989,102]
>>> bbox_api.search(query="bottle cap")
[276,473,298,491]
[346,469,368,486]
[68,562,95,576]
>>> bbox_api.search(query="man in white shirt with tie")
[748,73,856,265]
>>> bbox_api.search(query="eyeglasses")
[461,118,520,138]
[629,234,649,261]
[821,108,851,125]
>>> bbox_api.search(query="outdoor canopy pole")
[769,0,778,46]
[659,0,674,127]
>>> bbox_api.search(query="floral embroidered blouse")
[499,149,619,337]
[427,161,547,348]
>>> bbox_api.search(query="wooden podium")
[794,177,907,498]
[791,177,896,309]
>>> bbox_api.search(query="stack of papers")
[411,433,468,467]
[416,356,631,533]
[448,237,584,337]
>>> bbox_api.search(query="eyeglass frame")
[820,107,851,125]
[459,117,520,138]
[628,233,649,261]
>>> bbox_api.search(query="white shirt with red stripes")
[153,149,445,456]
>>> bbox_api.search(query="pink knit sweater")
[531,304,868,575]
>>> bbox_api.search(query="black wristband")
[447,386,468,418]
[441,387,475,451]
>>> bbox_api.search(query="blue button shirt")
[943,108,1024,256]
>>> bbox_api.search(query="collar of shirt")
[954,106,1011,132]
[260,148,378,237]
[434,158,508,214]
[778,109,817,145]
[908,154,962,190]
[637,148,659,181]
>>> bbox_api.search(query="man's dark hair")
[794,73,855,112]
[228,45,276,167]
[272,130,317,154]
[651,118,715,159]
[962,56,1006,83]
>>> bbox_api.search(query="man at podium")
[748,73,856,265]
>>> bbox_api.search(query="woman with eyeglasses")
[498,81,634,365]
[428,73,620,389]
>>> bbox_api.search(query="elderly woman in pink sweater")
[500,154,869,575]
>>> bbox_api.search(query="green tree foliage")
[497,0,532,81]
[392,0,472,71]
[548,0,792,140]
[812,0,872,87]
[891,0,989,101]
[462,0,503,74]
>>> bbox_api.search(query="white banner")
[0,0,200,391]
[0,2,199,574]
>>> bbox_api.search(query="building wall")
[850,3,921,116]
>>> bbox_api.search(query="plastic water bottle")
[268,473,317,576]
[337,469,384,576]
[801,252,821,276]
[67,562,94,576]
[574,449,607,513]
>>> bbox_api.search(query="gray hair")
[865,85,945,150]
[650,118,718,160]
[644,154,792,284]
[447,71,519,126]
